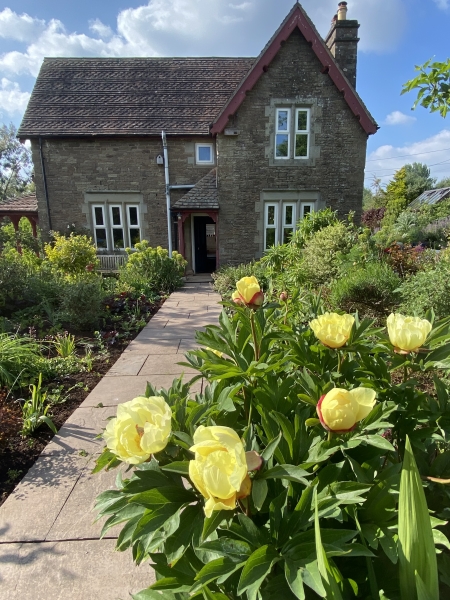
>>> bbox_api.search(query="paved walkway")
[0,277,221,599]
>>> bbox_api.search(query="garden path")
[0,276,221,599]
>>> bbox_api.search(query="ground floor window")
[92,203,141,250]
[264,200,315,250]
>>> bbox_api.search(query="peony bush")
[94,277,450,600]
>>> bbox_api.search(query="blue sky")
[0,0,449,188]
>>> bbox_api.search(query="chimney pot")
[337,1,348,20]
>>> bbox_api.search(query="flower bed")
[93,276,450,600]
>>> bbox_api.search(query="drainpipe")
[39,136,52,231]
[161,131,173,256]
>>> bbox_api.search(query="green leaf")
[165,505,203,564]
[288,485,314,535]
[161,461,190,476]
[202,586,230,600]
[201,510,228,542]
[261,432,282,462]
[132,588,177,600]
[285,559,306,600]
[355,435,395,452]
[237,545,280,595]
[92,448,120,474]
[193,557,244,591]
[200,537,252,559]
[252,478,268,511]
[149,576,192,592]
[399,436,439,600]
[314,491,343,600]
[129,486,196,507]
[259,464,310,484]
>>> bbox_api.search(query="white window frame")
[282,202,297,245]
[275,108,291,160]
[92,204,108,249]
[264,203,279,250]
[90,203,142,251]
[127,205,141,247]
[263,200,315,250]
[294,108,310,160]
[195,143,214,165]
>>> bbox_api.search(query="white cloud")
[384,111,416,126]
[433,0,449,9]
[0,78,30,117]
[365,130,450,185]
[0,1,407,80]
[0,8,46,42]
[89,19,114,39]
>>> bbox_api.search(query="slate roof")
[0,194,38,214]
[18,57,255,137]
[172,169,218,210]
[409,187,450,209]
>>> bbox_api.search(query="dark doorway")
[194,216,216,273]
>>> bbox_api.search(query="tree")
[402,58,450,118]
[0,123,33,202]
[435,176,450,189]
[404,162,435,203]
[382,166,408,226]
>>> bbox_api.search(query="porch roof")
[172,169,219,211]
[0,194,38,217]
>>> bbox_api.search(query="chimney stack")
[325,2,360,88]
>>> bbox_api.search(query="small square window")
[196,144,214,165]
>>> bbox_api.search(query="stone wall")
[31,136,214,246]
[216,27,368,265]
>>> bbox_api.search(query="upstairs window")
[196,143,214,165]
[92,204,141,251]
[274,107,310,160]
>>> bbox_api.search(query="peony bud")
[279,291,288,302]
[317,387,376,433]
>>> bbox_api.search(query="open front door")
[193,216,216,273]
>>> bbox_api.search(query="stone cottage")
[18,1,377,273]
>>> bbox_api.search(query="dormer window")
[196,143,214,165]
[275,107,310,160]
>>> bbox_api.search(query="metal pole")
[161,131,173,256]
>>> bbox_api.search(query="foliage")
[290,207,340,248]
[21,373,57,436]
[404,162,436,204]
[44,232,99,276]
[402,57,450,118]
[119,241,186,296]
[53,332,76,358]
[361,207,386,231]
[0,332,41,388]
[384,243,434,276]
[57,275,105,331]
[399,261,450,318]
[381,167,409,227]
[0,123,33,201]
[0,217,41,255]
[329,261,401,313]
[435,176,450,189]
[300,221,356,286]
[94,297,450,599]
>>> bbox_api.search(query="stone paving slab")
[80,374,202,407]
[0,539,155,600]
[106,352,148,376]
[123,339,181,354]
[46,456,125,541]
[41,406,115,456]
[133,327,206,339]
[0,453,90,542]
[138,354,197,376]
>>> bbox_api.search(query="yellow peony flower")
[309,312,355,349]
[103,396,172,464]
[387,313,432,354]
[317,387,377,433]
[189,425,249,518]
[232,276,264,308]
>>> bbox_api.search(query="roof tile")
[172,169,218,210]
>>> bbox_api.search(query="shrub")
[301,221,356,285]
[212,261,268,300]
[119,241,186,295]
[361,206,386,230]
[290,207,339,247]
[44,232,99,276]
[399,261,450,318]
[330,261,401,313]
[57,276,105,330]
